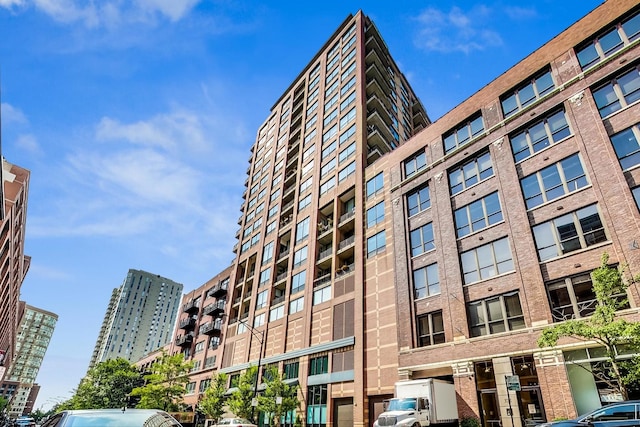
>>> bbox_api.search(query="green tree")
[0,396,8,412]
[198,372,228,424]
[538,253,640,400]
[227,366,258,422]
[257,366,300,427]
[130,350,194,411]
[72,358,143,409]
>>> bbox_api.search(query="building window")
[633,187,640,211]
[269,305,285,322]
[194,341,205,354]
[298,194,312,211]
[454,192,503,238]
[413,263,440,299]
[313,286,331,305]
[259,268,272,286]
[340,107,356,129]
[266,220,276,235]
[229,374,240,388]
[267,204,278,219]
[520,153,588,209]
[256,290,268,309]
[289,296,304,314]
[291,271,306,294]
[283,361,300,379]
[307,384,328,427]
[366,172,384,198]
[407,185,430,216]
[309,355,329,375]
[339,124,356,146]
[592,66,640,117]
[444,113,485,153]
[338,161,356,182]
[320,158,336,178]
[546,272,629,323]
[449,151,493,195]
[319,177,336,195]
[461,237,514,285]
[322,141,337,159]
[367,230,386,257]
[199,379,211,393]
[293,246,308,268]
[366,202,385,227]
[532,204,607,262]
[262,241,274,264]
[610,124,640,170]
[254,312,266,327]
[296,217,310,242]
[510,109,572,162]
[468,291,525,337]
[417,311,445,346]
[410,223,435,257]
[338,142,356,164]
[185,382,196,394]
[404,151,427,178]
[576,11,640,70]
[501,68,555,118]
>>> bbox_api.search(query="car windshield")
[65,412,181,427]
[387,398,417,411]
[580,403,638,422]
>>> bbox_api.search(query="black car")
[39,408,183,427]
[539,401,640,427]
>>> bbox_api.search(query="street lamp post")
[237,319,265,425]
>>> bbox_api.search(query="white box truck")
[373,378,459,427]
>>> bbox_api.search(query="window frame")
[417,310,445,347]
[448,151,493,195]
[460,237,514,285]
[468,291,525,337]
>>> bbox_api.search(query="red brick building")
[374,1,640,426]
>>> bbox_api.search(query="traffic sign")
[505,375,521,391]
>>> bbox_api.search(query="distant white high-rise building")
[89,269,183,370]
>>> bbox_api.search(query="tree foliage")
[538,253,640,399]
[198,372,228,423]
[258,366,300,427]
[130,350,194,411]
[226,366,258,423]
[52,358,143,410]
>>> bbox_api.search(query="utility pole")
[238,319,266,425]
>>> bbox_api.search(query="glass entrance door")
[479,391,501,427]
[517,387,546,427]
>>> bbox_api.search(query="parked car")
[15,416,36,427]
[539,401,640,427]
[208,418,257,427]
[38,408,183,427]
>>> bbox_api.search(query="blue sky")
[1,0,604,411]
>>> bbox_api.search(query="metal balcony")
[182,300,199,314]
[176,334,193,347]
[178,317,196,330]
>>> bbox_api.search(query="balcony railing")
[176,334,193,347]
[339,209,355,224]
[317,247,332,261]
[336,263,355,278]
[178,317,196,330]
[182,300,199,313]
[338,236,355,250]
[314,274,331,288]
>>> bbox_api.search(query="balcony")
[277,248,290,263]
[176,334,193,347]
[208,281,229,298]
[317,247,332,263]
[182,300,199,314]
[314,274,331,288]
[336,263,355,278]
[178,317,196,330]
[338,236,355,251]
[275,271,288,284]
[203,300,226,318]
[338,209,355,225]
[272,295,286,305]
[200,320,223,336]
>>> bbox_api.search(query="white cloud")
[1,103,28,125]
[1,0,201,27]
[15,134,43,156]
[413,5,503,54]
[96,111,208,153]
[0,0,23,8]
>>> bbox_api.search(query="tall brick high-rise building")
[159,2,640,427]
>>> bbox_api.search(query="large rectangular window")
[366,201,385,227]
[520,153,588,209]
[468,292,525,337]
[592,66,640,117]
[338,161,356,182]
[366,172,384,198]
[367,231,386,257]
[313,286,331,305]
[461,237,514,285]
[293,246,308,268]
[404,151,427,178]
[454,192,503,238]
[501,68,555,118]
[610,124,640,170]
[444,113,485,153]
[309,355,329,375]
[296,217,310,243]
[413,263,440,299]
[417,311,445,346]
[291,271,306,294]
[307,384,328,427]
[259,268,272,286]
[532,204,607,262]
[449,151,493,195]
[410,223,435,257]
[407,185,430,216]
[576,11,640,70]
[510,110,571,162]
